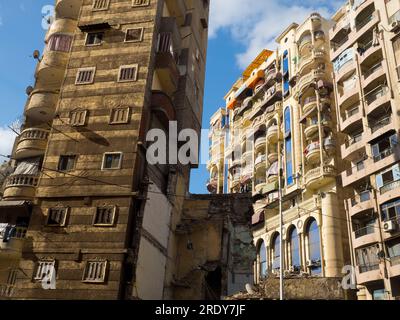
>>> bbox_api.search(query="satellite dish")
[33,50,40,60]
[26,86,34,95]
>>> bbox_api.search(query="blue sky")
[0,0,342,194]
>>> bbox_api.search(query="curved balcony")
[304,165,336,189]
[55,0,82,19]
[268,152,278,164]
[365,86,391,115]
[330,15,351,41]
[336,60,356,83]
[2,174,39,200]
[303,96,317,114]
[14,128,50,160]
[356,264,382,286]
[389,257,400,278]
[304,123,319,139]
[369,116,394,143]
[206,179,218,193]
[254,154,266,170]
[304,142,321,164]
[355,11,380,42]
[347,192,375,217]
[266,125,279,143]
[297,69,325,96]
[254,136,266,150]
[314,30,325,43]
[35,49,70,85]
[267,174,279,184]
[359,42,382,65]
[353,225,379,249]
[25,90,58,121]
[298,35,312,54]
[298,49,325,76]
[378,180,400,205]
[254,182,267,195]
[45,18,77,42]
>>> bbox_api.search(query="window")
[118,65,138,82]
[75,67,96,85]
[110,107,130,124]
[284,107,293,185]
[34,260,56,281]
[132,0,150,7]
[47,207,68,227]
[92,0,110,11]
[272,234,281,271]
[307,219,322,275]
[86,32,103,46]
[93,206,116,226]
[48,34,72,52]
[58,155,77,172]
[381,199,400,222]
[125,28,144,42]
[289,227,301,269]
[69,110,87,126]
[356,244,380,273]
[257,241,267,280]
[82,260,108,283]
[376,164,400,191]
[102,153,122,170]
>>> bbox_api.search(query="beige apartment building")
[0,0,216,300]
[208,13,352,298]
[330,0,400,300]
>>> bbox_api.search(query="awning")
[227,98,237,110]
[245,70,265,89]
[0,201,30,208]
[0,201,32,216]
[78,22,111,32]
[267,161,279,177]
[252,211,265,226]
[241,174,252,185]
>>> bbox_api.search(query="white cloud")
[209,0,343,68]
[0,127,15,160]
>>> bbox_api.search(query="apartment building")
[0,0,209,300]
[330,0,400,300]
[208,13,352,297]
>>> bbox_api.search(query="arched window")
[284,107,293,185]
[288,227,301,270]
[258,241,267,279]
[272,234,281,271]
[307,219,322,275]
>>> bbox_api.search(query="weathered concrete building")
[0,0,219,300]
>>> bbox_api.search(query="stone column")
[321,192,345,277]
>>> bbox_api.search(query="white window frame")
[124,28,144,43]
[132,0,150,8]
[101,152,123,170]
[69,109,88,127]
[46,207,69,227]
[92,0,110,11]
[34,260,56,281]
[75,67,96,85]
[93,206,117,227]
[109,107,130,125]
[82,259,108,283]
[85,32,104,47]
[117,64,138,82]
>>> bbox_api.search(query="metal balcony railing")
[381,180,400,195]
[354,224,375,239]
[365,85,388,105]
[373,147,394,163]
[359,263,380,273]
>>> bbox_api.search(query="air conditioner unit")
[384,221,397,233]
[391,21,400,32]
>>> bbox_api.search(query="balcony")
[355,11,379,40]
[369,116,393,142]
[14,128,50,160]
[353,224,379,249]
[0,226,27,258]
[25,90,58,121]
[380,180,400,197]
[297,49,325,76]
[297,69,325,96]
[35,47,71,85]
[2,175,39,200]
[365,85,391,115]
[155,17,181,97]
[266,125,279,143]
[268,152,278,164]
[304,165,336,189]
[390,255,400,278]
[55,0,81,20]
[304,142,321,164]
[298,34,312,54]
[254,154,266,170]
[46,18,76,41]
[254,136,266,150]
[338,82,360,108]
[340,106,362,132]
[303,96,317,114]
[356,263,382,285]
[341,133,365,160]
[347,191,375,217]
[164,0,186,25]
[362,62,385,88]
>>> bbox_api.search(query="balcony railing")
[390,255,400,267]
[345,133,363,148]
[359,263,380,273]
[351,191,371,207]
[380,180,400,195]
[356,13,375,32]
[370,116,391,134]
[363,62,382,79]
[354,224,375,239]
[373,148,394,163]
[365,85,388,105]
